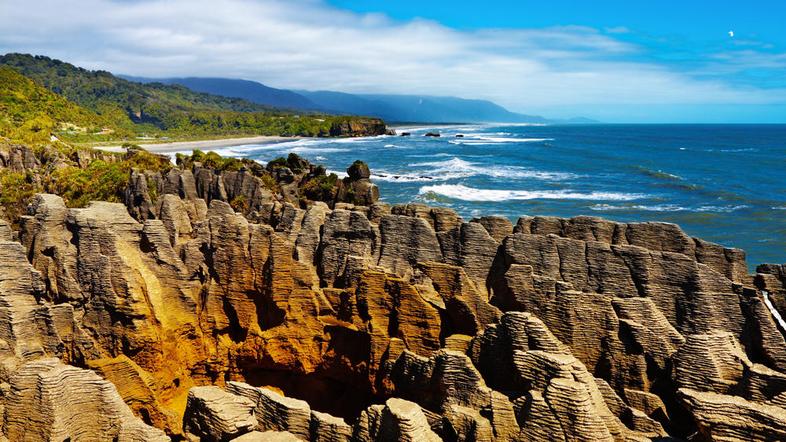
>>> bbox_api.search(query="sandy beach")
[94,135,298,154]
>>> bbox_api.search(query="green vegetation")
[0,50,382,222]
[229,194,249,213]
[266,157,289,169]
[0,66,122,143]
[0,54,385,142]
[300,172,340,202]
[0,170,39,217]
[176,149,264,174]
[0,140,172,223]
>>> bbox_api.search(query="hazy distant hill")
[123,75,550,123]
[122,76,319,111]
[300,91,549,123]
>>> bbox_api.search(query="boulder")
[183,386,256,441]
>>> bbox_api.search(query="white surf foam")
[291,146,350,153]
[409,157,575,181]
[590,204,749,213]
[240,135,383,154]
[475,136,553,143]
[212,147,251,157]
[449,136,553,145]
[590,204,686,212]
[325,169,348,178]
[695,204,750,213]
[419,184,644,202]
[706,147,759,153]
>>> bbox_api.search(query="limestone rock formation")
[355,398,442,442]
[4,358,167,441]
[225,382,312,439]
[183,386,256,441]
[2,147,786,441]
[679,388,786,441]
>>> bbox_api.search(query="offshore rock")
[327,119,387,137]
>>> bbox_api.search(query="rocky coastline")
[1,143,786,441]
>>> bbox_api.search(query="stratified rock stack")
[1,151,786,441]
[5,358,167,441]
[182,386,256,441]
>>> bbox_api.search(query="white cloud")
[1,0,785,119]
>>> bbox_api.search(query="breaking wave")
[418,184,644,202]
[449,136,553,145]
[408,157,575,181]
[590,203,750,213]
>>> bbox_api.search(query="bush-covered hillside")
[0,66,123,143]
[0,54,387,140]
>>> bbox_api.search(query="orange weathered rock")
[2,152,786,441]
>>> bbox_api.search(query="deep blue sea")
[203,124,786,268]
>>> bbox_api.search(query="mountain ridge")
[121,75,321,112]
[122,74,561,123]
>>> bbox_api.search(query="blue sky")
[330,0,786,94]
[329,1,786,42]
[2,0,786,122]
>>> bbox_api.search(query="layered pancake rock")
[0,154,786,441]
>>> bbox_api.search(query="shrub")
[260,173,279,192]
[267,157,288,170]
[301,173,338,202]
[0,170,40,222]
[286,153,308,173]
[229,194,249,213]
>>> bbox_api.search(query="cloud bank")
[2,0,785,120]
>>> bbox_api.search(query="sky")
[2,0,786,122]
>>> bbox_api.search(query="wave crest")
[409,157,575,181]
[590,203,750,213]
[418,184,644,202]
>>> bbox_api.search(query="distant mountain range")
[122,75,577,124]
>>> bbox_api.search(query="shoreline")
[93,135,299,154]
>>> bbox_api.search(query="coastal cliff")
[1,143,786,441]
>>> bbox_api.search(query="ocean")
[204,124,786,268]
